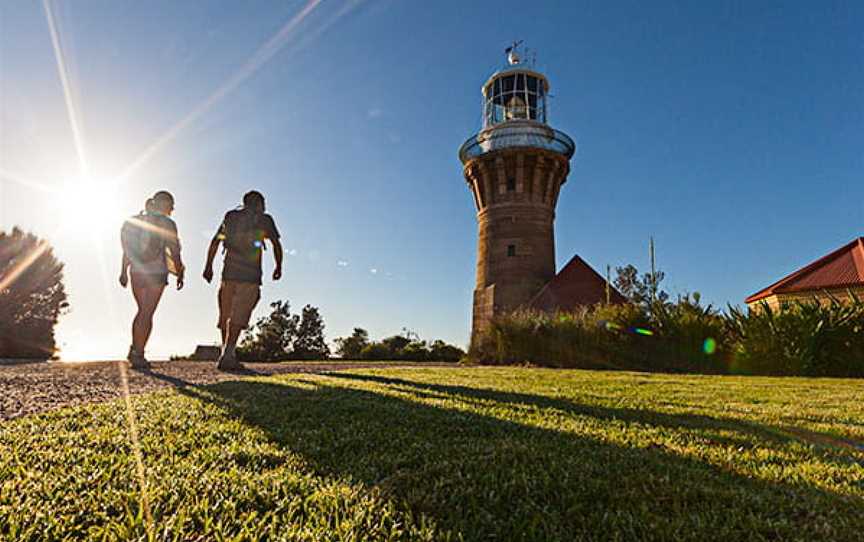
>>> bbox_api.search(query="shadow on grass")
[176,373,864,541]
[326,373,864,455]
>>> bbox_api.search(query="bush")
[337,329,465,361]
[471,292,864,377]
[470,297,728,373]
[728,295,864,377]
[473,305,658,370]
[358,343,391,360]
[334,328,369,359]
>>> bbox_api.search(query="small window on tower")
[507,244,516,257]
[507,178,516,191]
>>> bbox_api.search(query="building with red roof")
[746,237,864,310]
[529,255,627,312]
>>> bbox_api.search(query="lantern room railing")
[458,121,576,164]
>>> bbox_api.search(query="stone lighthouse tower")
[459,46,577,344]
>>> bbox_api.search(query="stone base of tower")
[470,285,496,347]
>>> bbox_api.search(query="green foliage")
[727,294,864,377]
[0,228,68,360]
[3,367,864,540]
[614,263,669,307]
[237,300,298,361]
[333,327,369,359]
[291,305,330,360]
[238,300,329,361]
[338,328,465,361]
[358,342,391,360]
[474,304,661,370]
[473,292,864,377]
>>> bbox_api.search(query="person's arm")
[119,253,130,288]
[204,216,227,284]
[271,237,283,281]
[267,215,283,281]
[203,234,221,283]
[168,221,185,290]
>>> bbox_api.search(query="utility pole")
[605,264,611,305]
[649,236,657,305]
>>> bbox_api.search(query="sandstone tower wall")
[463,149,570,343]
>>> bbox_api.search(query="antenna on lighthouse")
[505,40,523,65]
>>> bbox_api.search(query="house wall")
[747,287,864,311]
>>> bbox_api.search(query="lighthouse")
[459,45,622,346]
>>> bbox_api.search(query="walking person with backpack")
[119,191,185,369]
[203,190,282,370]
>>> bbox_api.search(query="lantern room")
[482,69,549,128]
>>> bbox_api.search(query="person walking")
[119,191,184,369]
[203,190,282,370]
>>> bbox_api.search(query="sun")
[53,176,125,238]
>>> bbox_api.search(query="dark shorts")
[131,272,168,289]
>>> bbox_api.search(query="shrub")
[339,329,465,361]
[471,292,864,377]
[358,343,391,360]
[334,328,369,359]
[473,305,659,370]
[471,296,729,373]
[728,295,864,377]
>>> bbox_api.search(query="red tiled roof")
[529,254,627,311]
[746,237,864,303]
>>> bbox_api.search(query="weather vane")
[505,40,523,65]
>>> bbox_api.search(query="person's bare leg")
[131,282,147,355]
[132,285,164,357]
[223,323,243,358]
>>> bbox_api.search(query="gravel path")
[0,360,455,421]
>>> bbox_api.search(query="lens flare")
[703,337,717,355]
[119,0,329,183]
[633,327,654,336]
[43,0,89,176]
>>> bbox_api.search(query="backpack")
[223,209,263,255]
[121,213,166,265]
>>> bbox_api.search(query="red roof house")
[529,255,627,312]
[746,237,864,309]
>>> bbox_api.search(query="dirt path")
[0,360,456,421]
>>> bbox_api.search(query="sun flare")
[53,177,125,238]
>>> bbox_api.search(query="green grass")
[2,367,864,541]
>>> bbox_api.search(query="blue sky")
[1,1,862,359]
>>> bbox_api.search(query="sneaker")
[217,351,242,371]
[128,347,150,371]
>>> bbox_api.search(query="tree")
[614,264,669,308]
[291,304,330,360]
[237,300,299,361]
[349,328,465,362]
[380,334,412,355]
[0,228,68,360]
[358,342,391,360]
[334,327,369,359]
[429,339,466,362]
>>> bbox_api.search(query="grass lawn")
[2,366,863,541]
